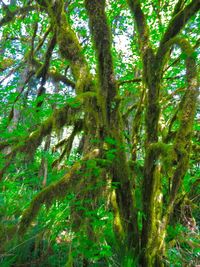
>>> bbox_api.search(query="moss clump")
[110,190,124,239]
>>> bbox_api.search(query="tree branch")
[161,37,199,228]
[127,0,151,53]
[159,0,200,48]
[18,148,100,234]
[0,91,97,180]
[118,75,185,86]
[0,104,78,180]
[0,5,36,28]
[52,119,83,168]
[31,58,75,88]
[155,0,199,72]
[85,0,117,113]
[172,0,187,17]
[35,0,95,94]
[127,0,155,89]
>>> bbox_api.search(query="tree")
[0,0,199,266]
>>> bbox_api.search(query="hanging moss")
[56,11,95,95]
[19,148,100,234]
[0,98,84,179]
[37,0,96,97]
[52,119,83,168]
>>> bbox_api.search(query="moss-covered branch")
[155,0,199,75]
[0,5,36,28]
[127,0,151,54]
[56,6,94,94]
[118,77,142,86]
[170,44,198,203]
[52,119,83,168]
[36,33,57,81]
[127,0,156,101]
[31,58,75,88]
[35,0,95,95]
[85,0,117,122]
[34,26,52,53]
[0,91,97,180]
[161,37,198,233]
[131,88,145,160]
[158,0,200,53]
[172,0,187,17]
[18,148,100,234]
[0,104,76,180]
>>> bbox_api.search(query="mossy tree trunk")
[0,0,199,266]
[85,0,139,249]
[128,0,199,265]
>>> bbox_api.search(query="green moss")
[19,149,100,234]
[40,1,95,96]
[0,223,17,249]
[85,0,117,123]
[56,12,92,95]
[110,190,124,239]
[148,142,171,155]
[159,0,200,47]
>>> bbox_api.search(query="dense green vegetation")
[0,0,199,266]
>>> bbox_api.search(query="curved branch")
[0,5,36,28]
[54,4,95,94]
[159,0,200,49]
[0,92,96,180]
[36,1,96,96]
[18,148,100,234]
[155,0,199,72]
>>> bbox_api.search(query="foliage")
[0,0,199,266]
